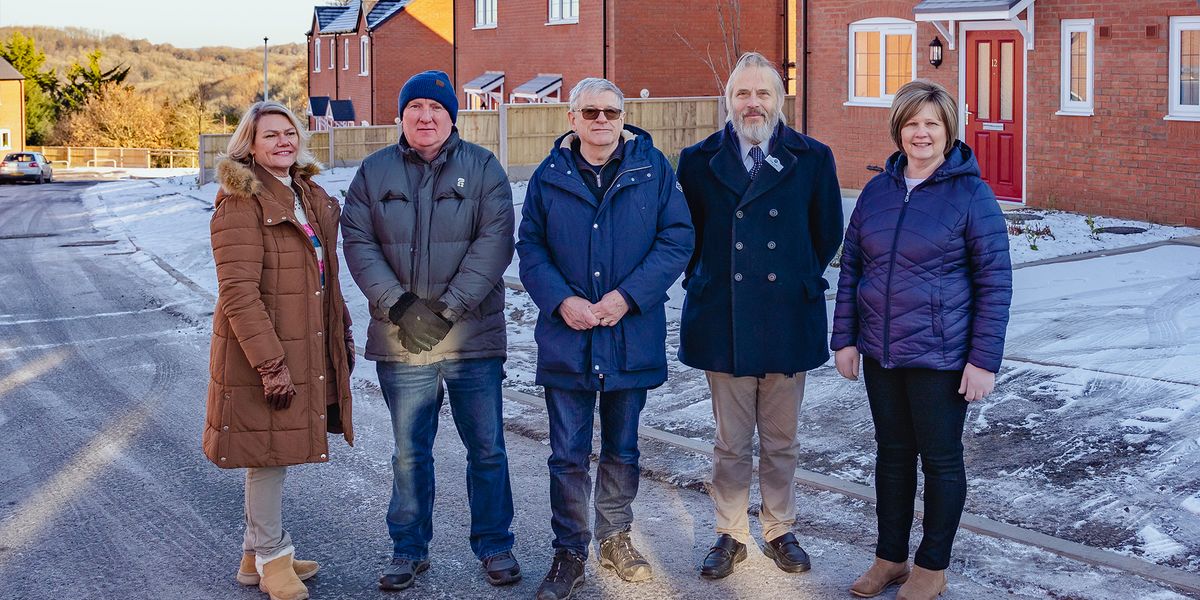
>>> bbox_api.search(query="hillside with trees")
[0,26,308,148]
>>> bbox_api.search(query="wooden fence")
[29,146,199,169]
[199,96,796,184]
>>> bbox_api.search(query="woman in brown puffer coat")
[203,101,354,600]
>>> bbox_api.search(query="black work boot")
[535,549,586,600]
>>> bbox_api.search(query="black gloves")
[256,355,296,410]
[389,292,452,354]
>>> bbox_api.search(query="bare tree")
[675,0,743,95]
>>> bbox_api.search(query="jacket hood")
[552,124,653,162]
[884,139,979,184]
[215,158,321,206]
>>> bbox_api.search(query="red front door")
[965,30,1023,201]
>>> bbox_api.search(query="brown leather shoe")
[259,553,310,600]
[896,565,947,600]
[237,551,320,586]
[849,557,910,598]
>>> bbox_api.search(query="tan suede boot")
[896,565,948,600]
[258,553,310,600]
[237,551,320,586]
[849,557,910,598]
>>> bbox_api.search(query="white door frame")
[958,20,1029,205]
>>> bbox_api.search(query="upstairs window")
[314,39,321,72]
[360,36,369,75]
[847,18,916,107]
[329,38,335,70]
[548,0,578,24]
[343,38,349,70]
[475,0,497,28]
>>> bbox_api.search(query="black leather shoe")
[763,532,811,573]
[699,534,746,579]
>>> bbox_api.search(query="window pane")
[1070,31,1088,102]
[885,34,912,94]
[855,31,881,98]
[1001,41,1014,120]
[1183,30,1200,106]
[976,42,991,120]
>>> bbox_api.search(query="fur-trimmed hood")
[215,158,321,205]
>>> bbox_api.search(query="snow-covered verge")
[82,169,1200,583]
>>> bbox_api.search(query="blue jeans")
[862,356,968,571]
[377,357,515,561]
[545,387,646,557]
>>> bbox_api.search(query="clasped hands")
[559,291,628,331]
[389,292,453,354]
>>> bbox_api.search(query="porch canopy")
[510,74,563,103]
[463,71,505,110]
[913,0,1036,49]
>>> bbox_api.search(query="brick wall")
[372,0,454,125]
[454,0,604,107]
[308,31,339,128]
[802,0,1200,226]
[334,11,373,124]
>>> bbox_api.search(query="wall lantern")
[929,36,944,68]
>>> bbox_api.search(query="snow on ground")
[82,167,1200,580]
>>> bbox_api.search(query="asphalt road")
[0,181,1193,600]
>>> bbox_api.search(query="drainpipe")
[602,0,609,79]
[801,0,809,134]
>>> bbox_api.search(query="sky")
[0,0,317,48]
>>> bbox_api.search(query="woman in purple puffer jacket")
[831,80,1012,600]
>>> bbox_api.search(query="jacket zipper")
[881,188,912,366]
[601,165,651,201]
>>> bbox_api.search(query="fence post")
[498,103,509,174]
[329,129,336,168]
[66,147,72,167]
[716,96,728,130]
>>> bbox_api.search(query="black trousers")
[862,356,968,570]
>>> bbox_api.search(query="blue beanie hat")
[399,70,458,124]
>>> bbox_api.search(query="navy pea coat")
[517,126,694,391]
[677,122,844,376]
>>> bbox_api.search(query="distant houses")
[0,57,24,152]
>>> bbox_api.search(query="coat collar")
[542,126,654,208]
[704,122,809,208]
[215,158,321,226]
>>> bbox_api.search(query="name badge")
[765,155,783,172]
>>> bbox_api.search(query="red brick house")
[454,0,796,109]
[306,0,453,128]
[797,0,1200,226]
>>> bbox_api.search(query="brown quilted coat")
[203,159,354,469]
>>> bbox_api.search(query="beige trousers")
[243,466,293,559]
[706,371,806,543]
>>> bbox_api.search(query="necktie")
[749,146,765,180]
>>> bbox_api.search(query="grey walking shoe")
[378,557,430,591]
[598,531,652,582]
[481,549,521,586]
[535,549,585,600]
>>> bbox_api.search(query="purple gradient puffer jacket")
[830,141,1012,372]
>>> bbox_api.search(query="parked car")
[0,152,53,184]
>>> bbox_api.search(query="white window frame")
[0,130,10,150]
[343,38,349,70]
[314,39,321,72]
[1167,16,1200,121]
[329,38,335,70]
[547,0,578,25]
[846,18,917,107]
[475,0,497,29]
[360,36,369,76]
[1057,19,1094,116]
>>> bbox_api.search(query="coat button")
[734,273,743,282]
[317,331,323,336]
[735,242,744,250]
[736,210,744,219]
[593,223,599,229]
[266,218,272,223]
[769,209,779,217]
[222,425,229,431]
[220,457,226,462]
[593,271,600,278]
[315,291,321,296]
[594,365,600,370]
[767,241,776,250]
[768,273,777,282]
[320,414,326,420]
[223,392,231,399]
[319,375,325,381]
[567,170,572,174]
[320,454,327,459]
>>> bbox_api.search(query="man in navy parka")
[517,77,693,600]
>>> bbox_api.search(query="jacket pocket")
[534,317,587,373]
[802,275,831,301]
[621,306,668,371]
[931,289,943,338]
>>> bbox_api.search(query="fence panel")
[331,125,396,167]
[505,103,571,167]
[624,97,722,162]
[457,110,501,156]
[31,145,197,169]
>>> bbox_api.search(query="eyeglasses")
[574,107,624,121]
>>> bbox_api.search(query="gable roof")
[914,0,1023,14]
[0,58,24,81]
[330,99,357,121]
[367,0,414,29]
[321,0,362,34]
[309,96,331,117]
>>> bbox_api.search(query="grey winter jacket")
[340,130,515,364]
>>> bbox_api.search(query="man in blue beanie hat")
[341,69,519,592]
